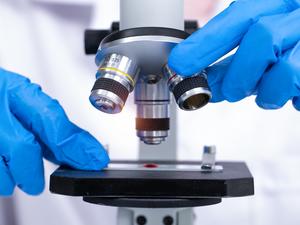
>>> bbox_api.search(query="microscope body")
[50,2,254,225]
[89,0,211,145]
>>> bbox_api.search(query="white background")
[0,0,300,224]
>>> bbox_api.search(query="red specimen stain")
[144,163,158,169]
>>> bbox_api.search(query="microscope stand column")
[117,1,194,225]
[119,0,184,161]
[120,0,184,30]
[117,208,193,225]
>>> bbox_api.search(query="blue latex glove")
[169,0,300,109]
[0,68,109,196]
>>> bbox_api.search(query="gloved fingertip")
[221,87,244,103]
[0,182,15,196]
[292,97,300,111]
[81,147,110,171]
[207,82,225,103]
[0,187,15,197]
[18,179,45,196]
[168,44,203,76]
[206,58,232,103]
[58,131,110,171]
[0,160,16,196]
[8,137,45,196]
[13,163,45,196]
[255,97,283,110]
[209,96,224,103]
[205,55,248,103]
[221,75,253,103]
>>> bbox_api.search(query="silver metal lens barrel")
[89,53,140,114]
[136,103,169,145]
[164,65,212,111]
[135,76,170,145]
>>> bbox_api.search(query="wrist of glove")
[169,0,300,110]
[0,68,109,196]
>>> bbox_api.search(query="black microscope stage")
[50,161,254,208]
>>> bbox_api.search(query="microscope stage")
[50,161,254,208]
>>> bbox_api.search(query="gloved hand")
[169,0,300,109]
[0,68,109,196]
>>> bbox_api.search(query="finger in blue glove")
[0,157,15,196]
[222,8,300,102]
[256,41,300,109]
[0,68,110,195]
[169,0,299,76]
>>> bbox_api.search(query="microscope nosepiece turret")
[89,27,211,144]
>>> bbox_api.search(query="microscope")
[50,1,254,224]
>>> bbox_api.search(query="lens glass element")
[182,93,210,110]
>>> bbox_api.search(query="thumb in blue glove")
[0,68,109,196]
[169,0,300,109]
